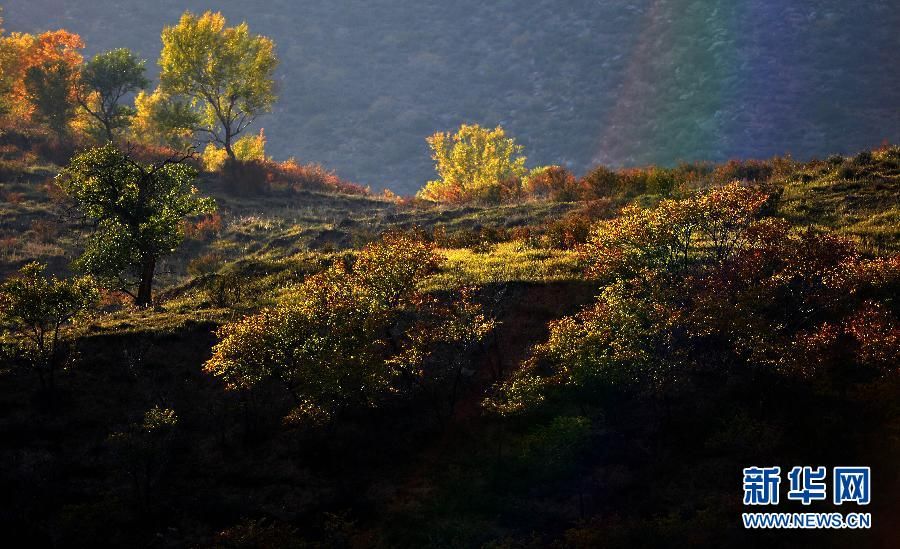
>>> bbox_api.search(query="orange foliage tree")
[0,30,84,121]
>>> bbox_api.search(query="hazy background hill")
[3,0,898,194]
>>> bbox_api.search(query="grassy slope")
[776,149,900,253]
[6,147,897,336]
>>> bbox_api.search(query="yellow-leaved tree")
[130,88,198,150]
[158,11,277,160]
[418,123,527,203]
[201,129,267,171]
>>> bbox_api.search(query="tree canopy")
[78,48,149,141]
[24,59,80,136]
[131,88,199,150]
[486,183,900,416]
[57,143,215,306]
[205,232,493,426]
[418,124,527,203]
[159,11,277,160]
[0,29,84,122]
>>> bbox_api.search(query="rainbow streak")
[594,0,740,168]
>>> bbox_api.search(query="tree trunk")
[224,126,236,160]
[136,257,156,307]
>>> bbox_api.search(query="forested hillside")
[4,0,898,193]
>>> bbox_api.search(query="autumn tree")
[78,48,149,141]
[205,232,493,426]
[0,29,83,120]
[58,143,215,306]
[0,262,97,391]
[159,11,277,160]
[581,182,769,279]
[418,124,527,203]
[131,87,199,149]
[25,59,80,136]
[0,9,9,114]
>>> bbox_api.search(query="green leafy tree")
[24,59,79,136]
[0,262,97,390]
[57,143,215,306]
[159,11,277,160]
[418,123,527,203]
[78,48,149,141]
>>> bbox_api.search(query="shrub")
[523,165,580,201]
[581,183,770,278]
[418,124,527,203]
[579,165,619,199]
[201,142,229,172]
[0,262,97,390]
[182,212,223,241]
[488,188,900,415]
[187,252,225,277]
[713,158,780,184]
[615,168,649,197]
[201,268,256,308]
[107,406,179,508]
[203,129,268,172]
[2,190,25,204]
[29,219,59,243]
[544,212,592,249]
[485,281,666,414]
[204,232,493,426]
[276,158,368,195]
[644,167,677,196]
[0,236,19,256]
[219,157,368,196]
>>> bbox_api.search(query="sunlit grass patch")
[776,148,900,253]
[424,241,582,290]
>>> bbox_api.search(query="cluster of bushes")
[486,183,899,414]
[0,262,97,391]
[204,231,494,426]
[415,124,801,205]
[181,213,223,242]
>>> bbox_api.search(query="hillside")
[3,0,898,193]
[1,140,899,547]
